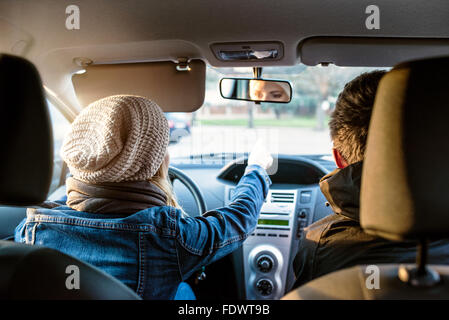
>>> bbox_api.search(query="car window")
[168,65,387,164]
[47,100,71,195]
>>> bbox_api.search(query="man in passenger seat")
[291,70,449,289]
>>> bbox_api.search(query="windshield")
[168,65,385,163]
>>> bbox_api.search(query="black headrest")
[0,54,53,205]
[361,56,449,241]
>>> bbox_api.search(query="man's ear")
[332,148,349,169]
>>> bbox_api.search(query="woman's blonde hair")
[149,156,181,209]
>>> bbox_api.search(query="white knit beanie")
[61,95,169,183]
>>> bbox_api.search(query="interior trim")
[298,36,449,67]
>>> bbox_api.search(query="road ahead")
[168,125,332,159]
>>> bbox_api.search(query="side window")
[47,100,71,195]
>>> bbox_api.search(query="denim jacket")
[15,165,271,300]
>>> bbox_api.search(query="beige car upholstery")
[72,60,206,112]
[284,264,449,300]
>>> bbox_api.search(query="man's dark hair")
[329,70,387,164]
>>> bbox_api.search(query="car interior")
[1,0,449,300]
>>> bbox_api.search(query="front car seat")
[284,56,449,299]
[0,54,140,299]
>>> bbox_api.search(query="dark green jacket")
[291,161,449,289]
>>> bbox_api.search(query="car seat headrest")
[360,56,449,241]
[0,54,53,205]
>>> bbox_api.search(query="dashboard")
[171,154,335,299]
[217,156,327,185]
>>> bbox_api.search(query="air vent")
[270,192,295,203]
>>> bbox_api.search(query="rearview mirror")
[220,78,292,103]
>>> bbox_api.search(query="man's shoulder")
[305,213,381,252]
[290,214,356,286]
[301,213,372,271]
[291,213,357,288]
[308,212,357,228]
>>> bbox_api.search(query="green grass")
[197,117,318,128]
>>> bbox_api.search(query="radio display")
[257,219,289,226]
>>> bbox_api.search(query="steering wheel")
[168,166,207,216]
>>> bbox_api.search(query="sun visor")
[299,37,449,67]
[72,60,206,112]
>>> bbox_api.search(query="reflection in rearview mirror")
[220,78,292,103]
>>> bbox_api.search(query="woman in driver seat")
[15,95,273,300]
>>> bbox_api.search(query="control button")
[267,233,277,237]
[296,221,306,237]
[279,234,288,238]
[300,191,312,203]
[298,208,308,219]
[296,220,304,238]
[256,233,266,237]
[256,255,274,273]
[256,279,273,296]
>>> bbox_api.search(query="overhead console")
[298,37,449,67]
[211,42,284,63]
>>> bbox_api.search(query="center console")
[217,156,331,299]
[225,186,318,299]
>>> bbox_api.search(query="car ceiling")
[1,0,449,113]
